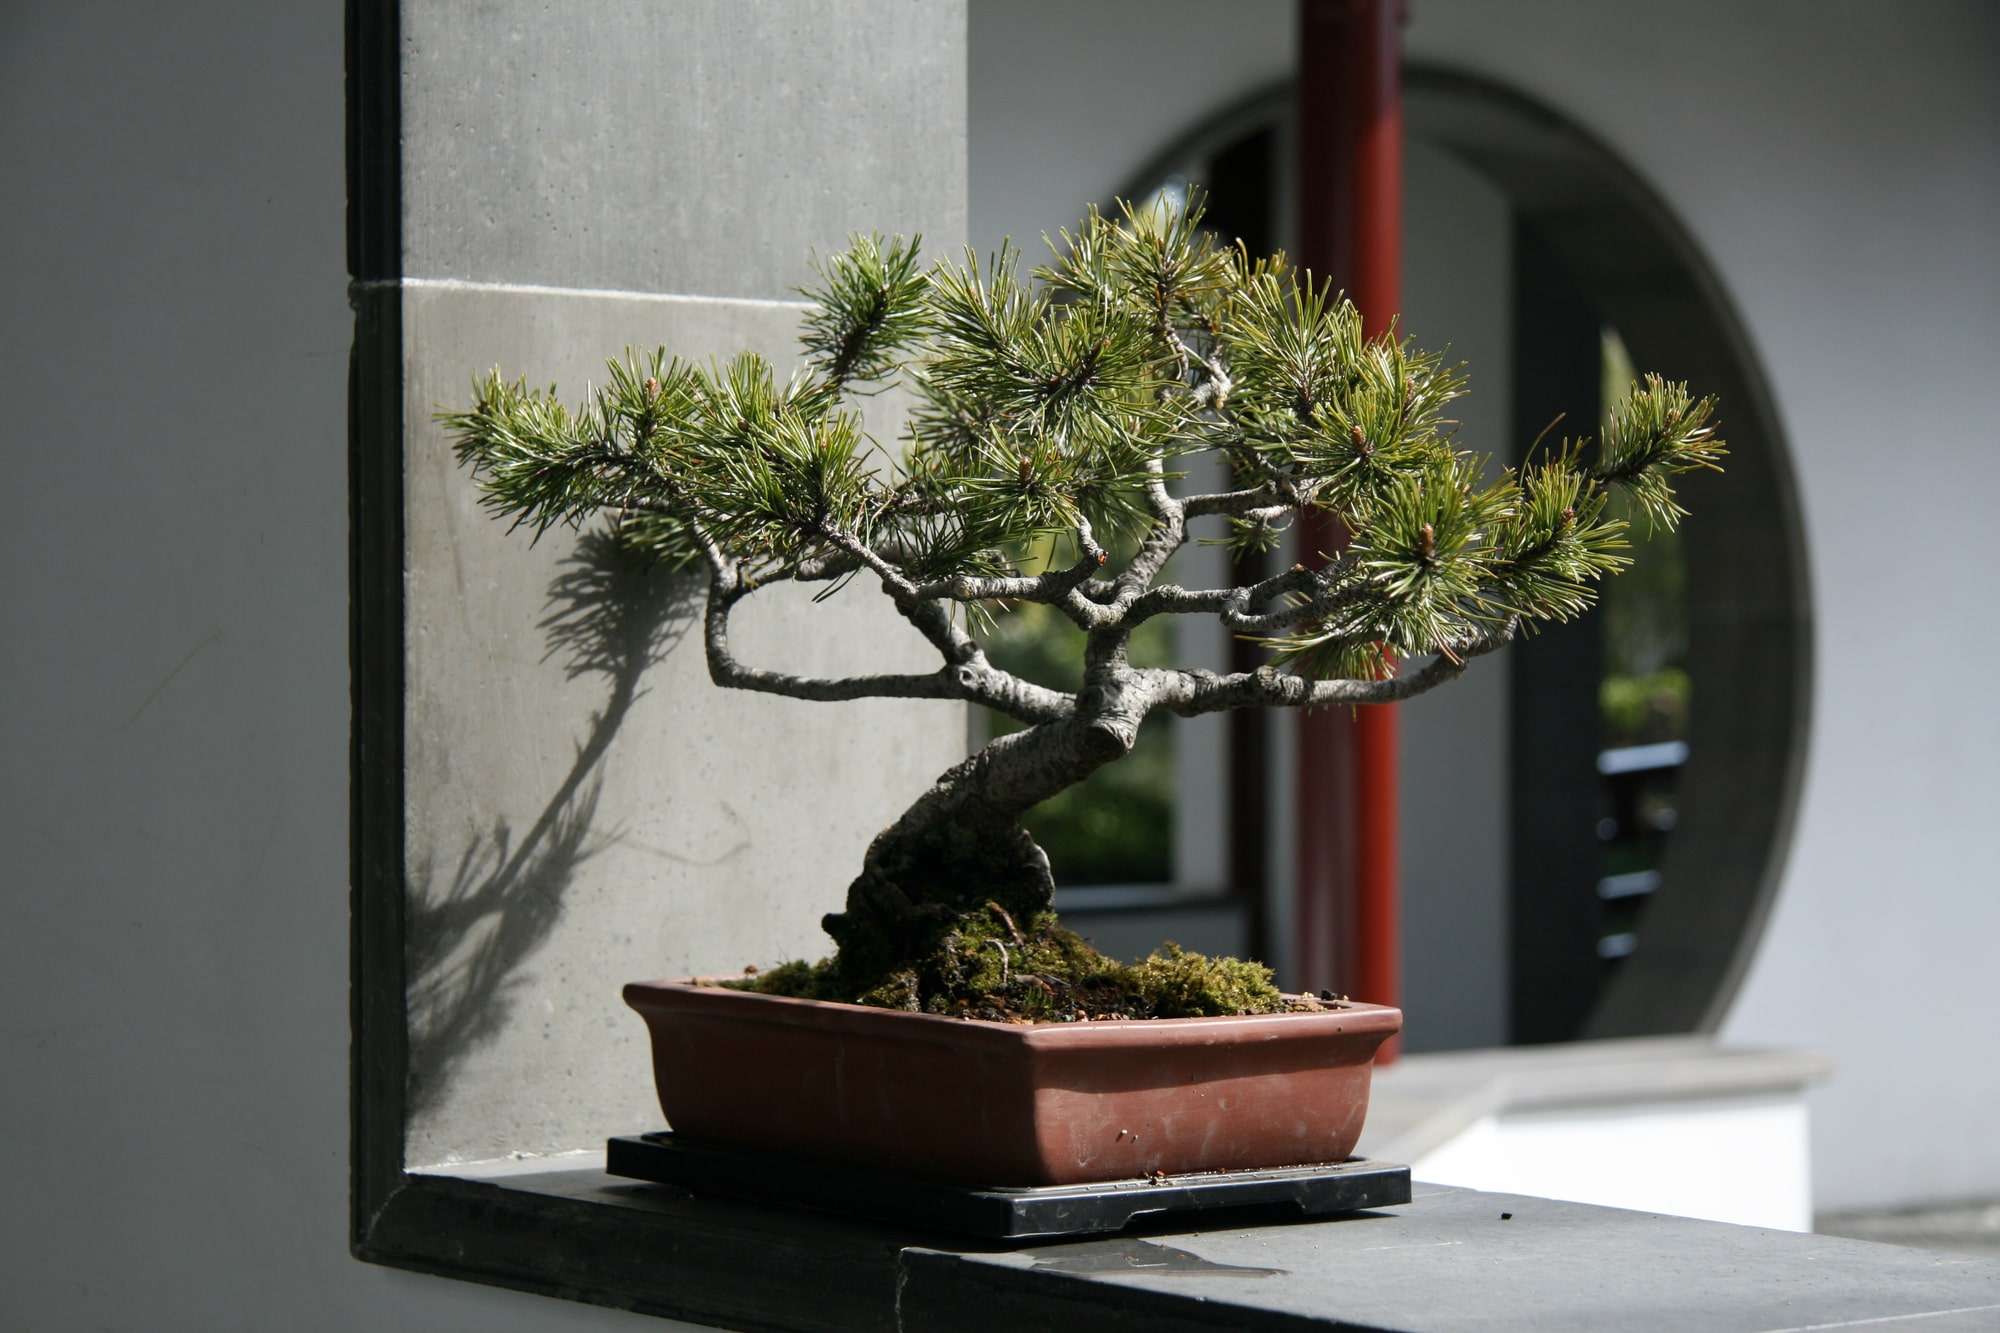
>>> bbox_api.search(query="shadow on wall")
[405,532,700,1118]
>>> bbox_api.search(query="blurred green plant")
[1597,331,1692,749]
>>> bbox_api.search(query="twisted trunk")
[822,665,1149,984]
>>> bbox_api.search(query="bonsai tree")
[444,199,1722,1020]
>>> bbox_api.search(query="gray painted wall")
[401,2,963,298]
[1,0,963,1326]
[0,6,659,1327]
[399,287,964,1167]
[969,0,2000,1211]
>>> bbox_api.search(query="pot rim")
[624,976,1403,1050]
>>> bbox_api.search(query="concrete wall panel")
[400,284,966,1165]
[403,0,967,297]
[388,0,972,1175]
[0,4,682,1327]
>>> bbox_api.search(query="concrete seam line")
[355,276,811,311]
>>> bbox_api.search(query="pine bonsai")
[443,199,1722,1022]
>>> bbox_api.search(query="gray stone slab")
[1820,1198,2000,1263]
[902,1183,2000,1332]
[399,280,966,1166]
[401,0,967,297]
[423,1166,2000,1332]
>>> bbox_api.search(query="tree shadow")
[405,532,699,1121]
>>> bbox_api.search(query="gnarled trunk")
[820,711,1136,983]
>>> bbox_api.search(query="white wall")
[970,0,2000,1212]
[1412,1094,1815,1233]
[1404,0,2000,1216]
[0,6,672,1328]
[969,0,1295,259]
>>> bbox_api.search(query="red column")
[1294,0,1404,1056]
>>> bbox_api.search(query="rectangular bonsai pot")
[623,979,1402,1187]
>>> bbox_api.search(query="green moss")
[737,902,1286,1021]
[724,957,829,997]
[1127,942,1285,1017]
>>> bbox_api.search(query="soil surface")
[728,902,1346,1023]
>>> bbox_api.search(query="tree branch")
[953,657,1076,724]
[1181,484,1287,519]
[1150,619,1518,718]
[901,594,983,663]
[1114,456,1187,597]
[812,522,992,663]
[820,524,921,601]
[781,550,863,584]
[1113,561,1328,632]
[779,527,935,585]
[1218,558,1368,634]
[700,565,1072,725]
[1161,322,1233,412]
[1117,583,1234,624]
[914,521,1108,605]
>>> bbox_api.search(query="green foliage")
[1483,450,1630,625]
[798,233,930,390]
[443,193,1723,686]
[1592,374,1725,531]
[446,198,1726,1015]
[916,239,1168,549]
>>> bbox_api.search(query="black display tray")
[606,1132,1411,1240]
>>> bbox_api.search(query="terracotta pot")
[623,979,1401,1186]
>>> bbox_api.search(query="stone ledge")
[1360,1036,1833,1165]
[901,1184,2000,1333]
[367,1164,1999,1332]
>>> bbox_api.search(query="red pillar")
[1294,0,1404,1056]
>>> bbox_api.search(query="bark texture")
[696,514,1516,992]
[821,717,1132,981]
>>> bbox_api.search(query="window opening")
[1110,70,1806,1040]
[1594,327,1690,970]
[977,541,1177,888]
